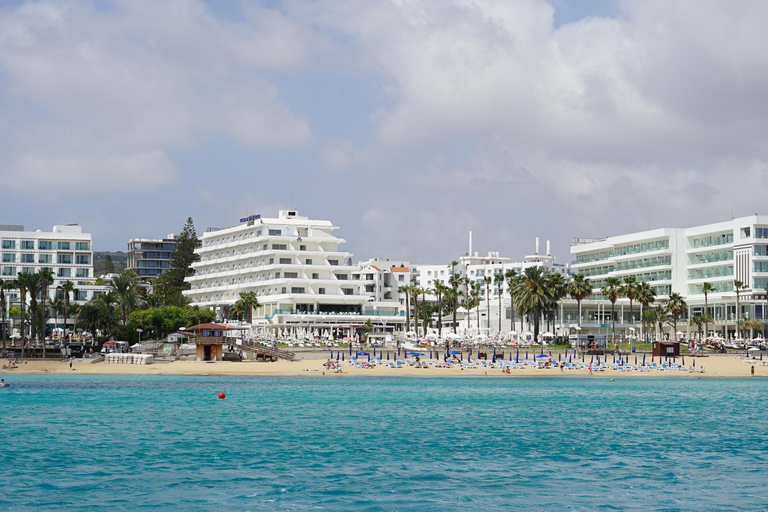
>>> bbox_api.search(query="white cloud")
[0,0,313,193]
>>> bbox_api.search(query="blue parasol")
[357,352,369,356]
[341,353,345,361]
[682,355,685,366]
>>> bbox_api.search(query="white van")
[100,341,129,354]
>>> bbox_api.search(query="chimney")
[469,231,473,257]
[547,240,551,256]
[535,237,540,255]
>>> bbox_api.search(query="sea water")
[1,375,766,511]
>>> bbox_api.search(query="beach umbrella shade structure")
[682,356,685,366]
[341,354,345,361]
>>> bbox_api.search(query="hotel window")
[256,230,262,237]
[39,254,52,264]
[2,240,15,249]
[57,241,70,250]
[2,253,15,263]
[318,288,325,294]
[76,268,90,278]
[2,266,15,276]
[300,245,306,251]
[399,275,404,281]
[312,273,319,279]
[279,258,292,264]
[39,241,52,250]
[284,272,298,278]
[756,228,768,239]
[21,241,34,250]
[57,254,72,264]
[756,245,768,256]
[328,259,339,266]
[274,272,281,278]
[741,227,751,238]
[262,244,268,250]
[76,255,90,265]
[755,262,768,273]
[75,241,90,250]
[272,244,287,250]
[269,229,281,236]
[291,287,305,294]
[305,259,312,265]
[21,254,34,263]
[58,268,71,277]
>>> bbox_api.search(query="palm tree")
[463,277,473,330]
[410,285,420,334]
[51,297,65,339]
[494,273,505,335]
[701,282,715,339]
[0,279,13,352]
[420,286,430,338]
[471,282,481,333]
[109,270,138,325]
[545,272,567,334]
[654,304,669,339]
[448,274,463,334]
[622,276,638,328]
[433,282,448,337]
[667,292,687,340]
[601,276,623,344]
[636,282,657,341]
[58,280,76,341]
[734,280,746,338]
[238,291,260,323]
[15,276,27,356]
[24,273,43,346]
[567,274,592,330]
[92,291,120,338]
[483,275,492,334]
[37,268,55,348]
[400,285,412,336]
[505,270,518,334]
[511,267,552,343]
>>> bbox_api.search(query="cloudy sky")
[1,0,767,264]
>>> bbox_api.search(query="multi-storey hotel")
[1,224,100,336]
[126,235,177,279]
[570,215,768,339]
[183,210,406,338]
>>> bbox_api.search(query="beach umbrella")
[373,347,376,357]
[387,352,390,361]
[368,353,371,362]
[404,351,408,359]
[516,348,519,362]
[558,352,561,362]
[635,356,637,365]
[590,355,594,363]
[682,355,685,366]
[341,353,345,361]
[525,351,528,360]
[336,352,339,361]
[693,358,695,368]
[509,352,512,361]
[349,345,352,355]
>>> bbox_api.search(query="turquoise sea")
[1,375,766,511]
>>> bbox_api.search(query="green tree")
[163,217,199,296]
[448,273,463,334]
[421,286,431,337]
[483,275,492,334]
[667,292,687,340]
[399,285,412,335]
[545,272,567,334]
[91,291,120,338]
[0,279,14,351]
[505,270,519,334]
[494,273,505,334]
[471,282,481,333]
[109,269,138,326]
[622,275,638,327]
[433,281,448,337]
[51,297,65,338]
[601,276,623,343]
[104,254,115,274]
[567,274,592,329]
[734,280,746,338]
[636,282,657,340]
[58,281,77,341]
[238,291,260,324]
[701,282,715,338]
[512,267,553,342]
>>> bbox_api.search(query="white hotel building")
[570,215,768,339]
[1,224,99,336]
[184,210,407,337]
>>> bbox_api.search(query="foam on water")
[1,375,765,511]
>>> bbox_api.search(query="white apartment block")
[413,237,571,335]
[1,224,99,336]
[569,215,768,339]
[184,210,406,337]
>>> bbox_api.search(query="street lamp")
[136,328,143,344]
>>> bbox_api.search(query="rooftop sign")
[240,214,261,223]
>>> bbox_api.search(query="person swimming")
[0,379,7,387]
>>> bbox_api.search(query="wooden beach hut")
[188,323,228,361]
[652,340,680,358]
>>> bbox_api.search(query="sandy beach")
[2,353,766,378]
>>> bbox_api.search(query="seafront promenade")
[2,352,764,378]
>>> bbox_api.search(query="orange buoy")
[218,392,226,399]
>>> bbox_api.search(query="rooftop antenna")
[291,190,294,210]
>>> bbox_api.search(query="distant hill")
[93,251,127,276]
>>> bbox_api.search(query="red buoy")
[218,392,226,399]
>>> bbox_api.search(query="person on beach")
[751,365,755,376]
[588,363,593,375]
